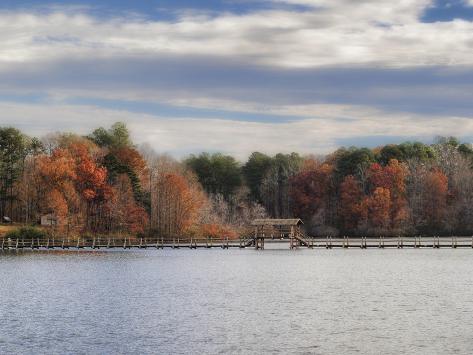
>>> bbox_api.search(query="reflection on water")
[1,248,473,354]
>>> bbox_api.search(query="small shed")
[251,219,303,226]
[251,218,304,238]
[41,213,58,226]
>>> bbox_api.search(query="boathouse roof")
[251,218,303,226]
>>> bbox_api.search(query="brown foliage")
[339,175,364,230]
[290,162,333,221]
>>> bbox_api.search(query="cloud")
[1,57,473,118]
[0,2,472,69]
[1,101,472,159]
[0,2,472,158]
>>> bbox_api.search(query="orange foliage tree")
[200,223,238,239]
[151,173,205,237]
[37,148,79,233]
[365,187,391,230]
[367,159,409,229]
[421,169,448,230]
[71,143,112,233]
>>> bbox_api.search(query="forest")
[1,122,473,238]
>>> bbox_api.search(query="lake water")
[1,248,473,354]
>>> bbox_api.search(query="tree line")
[1,123,473,238]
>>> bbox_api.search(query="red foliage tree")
[290,162,333,221]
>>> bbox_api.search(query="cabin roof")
[251,218,303,226]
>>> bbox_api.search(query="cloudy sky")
[1,0,473,159]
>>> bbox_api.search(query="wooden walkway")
[2,236,473,250]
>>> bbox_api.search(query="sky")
[1,0,473,159]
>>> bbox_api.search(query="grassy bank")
[0,225,17,236]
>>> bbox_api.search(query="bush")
[5,226,48,240]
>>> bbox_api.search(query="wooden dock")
[2,236,473,250]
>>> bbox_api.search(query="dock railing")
[1,235,473,250]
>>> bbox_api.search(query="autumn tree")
[151,172,205,237]
[37,148,80,234]
[419,169,448,233]
[339,175,365,232]
[72,143,112,233]
[290,161,334,233]
[367,159,409,229]
[107,174,148,235]
[89,122,149,211]
[365,187,391,231]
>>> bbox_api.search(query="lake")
[1,248,473,354]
